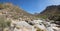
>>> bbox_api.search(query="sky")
[0,0,60,14]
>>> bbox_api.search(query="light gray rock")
[12,21,36,31]
[10,19,60,31]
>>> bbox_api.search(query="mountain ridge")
[37,5,60,21]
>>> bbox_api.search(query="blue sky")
[0,0,60,14]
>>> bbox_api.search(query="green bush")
[0,16,11,31]
[6,20,11,27]
[36,28,42,31]
[37,15,47,19]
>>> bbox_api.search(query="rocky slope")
[0,3,35,20]
[8,19,60,31]
[0,3,60,31]
[0,3,37,31]
[37,5,60,20]
[37,5,60,25]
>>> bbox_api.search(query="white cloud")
[47,0,60,5]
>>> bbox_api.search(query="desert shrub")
[36,28,42,31]
[0,16,11,31]
[6,20,11,27]
[37,15,47,19]
[0,4,4,10]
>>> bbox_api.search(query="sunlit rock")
[3,28,9,31]
[11,21,36,31]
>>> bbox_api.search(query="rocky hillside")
[0,3,37,31]
[37,5,60,21]
[0,3,35,20]
[0,3,60,31]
